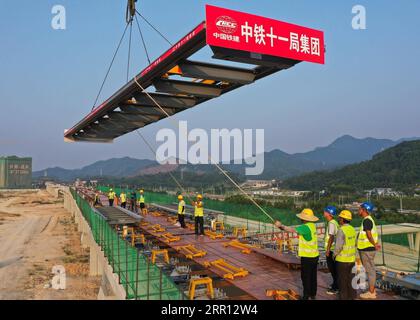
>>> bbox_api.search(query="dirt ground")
[0,190,100,300]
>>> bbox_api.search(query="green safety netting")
[70,188,185,300]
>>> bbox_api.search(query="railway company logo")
[215,16,238,34]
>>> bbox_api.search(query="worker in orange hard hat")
[177,195,186,228]
[275,208,320,300]
[192,194,204,236]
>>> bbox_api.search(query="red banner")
[206,5,325,64]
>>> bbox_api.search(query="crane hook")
[126,0,137,23]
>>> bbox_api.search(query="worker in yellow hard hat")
[120,191,127,209]
[192,194,204,236]
[333,210,357,300]
[177,195,186,228]
[138,189,146,214]
[275,208,319,300]
[108,188,116,207]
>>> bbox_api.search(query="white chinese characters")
[239,21,321,56]
[289,32,320,56]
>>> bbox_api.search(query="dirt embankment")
[0,190,100,300]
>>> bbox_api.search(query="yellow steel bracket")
[233,227,247,238]
[204,259,249,280]
[148,224,166,233]
[151,211,162,217]
[266,289,300,300]
[223,240,253,254]
[186,223,195,231]
[175,245,207,259]
[151,249,169,264]
[160,232,181,243]
[211,221,225,231]
[167,216,178,224]
[204,230,224,240]
[277,239,293,253]
[188,277,214,300]
[131,233,145,247]
[122,226,135,239]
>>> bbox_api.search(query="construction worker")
[130,192,137,212]
[93,191,100,207]
[177,195,186,228]
[275,209,319,300]
[192,194,204,236]
[323,205,339,295]
[333,210,357,300]
[357,202,380,299]
[108,188,116,207]
[138,189,146,214]
[120,191,127,209]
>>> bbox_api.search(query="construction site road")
[0,190,100,300]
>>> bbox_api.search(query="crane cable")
[132,76,275,223]
[99,4,276,224]
[127,8,194,204]
[136,9,173,46]
[129,9,275,223]
[91,22,130,111]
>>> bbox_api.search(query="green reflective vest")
[178,200,185,215]
[108,191,116,200]
[357,215,378,250]
[194,201,204,217]
[336,224,356,263]
[139,195,145,204]
[298,223,319,258]
[324,219,339,251]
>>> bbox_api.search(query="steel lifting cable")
[134,130,193,204]
[134,14,151,64]
[92,22,130,111]
[127,12,192,204]
[127,20,133,82]
[132,77,276,224]
[135,10,173,46]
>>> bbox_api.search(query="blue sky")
[1,0,419,170]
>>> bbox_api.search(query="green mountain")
[283,140,420,191]
[33,136,420,182]
[32,157,156,181]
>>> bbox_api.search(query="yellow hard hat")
[140,189,144,193]
[197,194,203,199]
[296,208,319,222]
[110,188,113,191]
[339,210,352,221]
[178,195,183,200]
